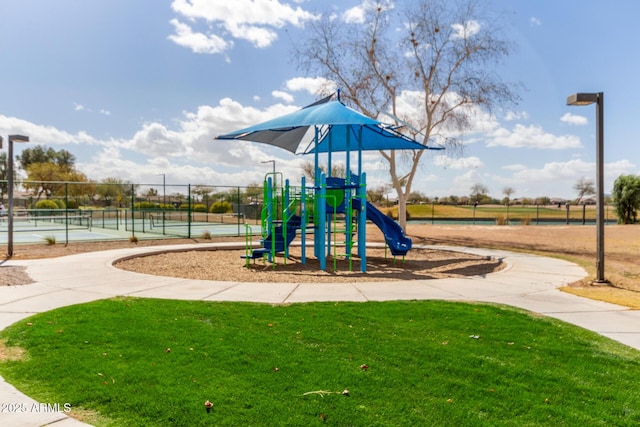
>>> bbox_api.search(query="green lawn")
[382,204,618,222]
[1,298,639,426]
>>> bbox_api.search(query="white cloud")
[0,115,102,146]
[118,97,301,170]
[488,124,582,149]
[433,155,484,170]
[167,19,233,54]
[530,16,541,26]
[560,112,588,126]
[506,158,636,189]
[451,20,481,39]
[169,0,318,53]
[285,77,337,96]
[100,109,111,116]
[74,103,85,112]
[504,111,529,121]
[272,90,294,103]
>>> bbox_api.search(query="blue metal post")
[301,176,306,264]
[358,173,367,272]
[317,173,326,270]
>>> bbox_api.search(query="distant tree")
[367,185,391,206]
[17,146,75,170]
[502,186,515,204]
[470,184,489,204]
[573,177,595,204]
[0,152,10,200]
[96,177,132,207]
[191,185,213,203]
[145,188,158,202]
[301,160,346,181]
[534,196,551,206]
[244,182,264,204]
[612,174,640,224]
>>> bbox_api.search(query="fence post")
[131,184,135,238]
[188,184,191,239]
[65,182,69,245]
[237,186,241,236]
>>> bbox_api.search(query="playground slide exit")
[351,198,412,256]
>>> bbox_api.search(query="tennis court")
[0,210,260,245]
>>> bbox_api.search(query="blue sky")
[1,0,638,200]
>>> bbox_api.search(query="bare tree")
[573,177,595,204]
[296,0,519,229]
[470,183,489,203]
[502,186,515,204]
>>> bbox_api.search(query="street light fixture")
[566,92,606,283]
[7,134,30,257]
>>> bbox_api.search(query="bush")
[177,203,207,212]
[210,201,232,214]
[134,201,159,209]
[35,200,59,211]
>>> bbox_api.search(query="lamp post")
[7,134,30,257]
[261,160,275,175]
[261,159,276,186]
[567,92,605,282]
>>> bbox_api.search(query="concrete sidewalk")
[1,243,639,426]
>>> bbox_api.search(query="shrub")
[35,200,59,211]
[134,201,159,209]
[495,216,509,225]
[210,201,232,214]
[129,235,139,243]
[177,203,207,212]
[200,230,212,240]
[43,235,56,245]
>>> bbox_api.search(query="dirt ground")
[2,224,639,308]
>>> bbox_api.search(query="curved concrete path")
[1,243,639,426]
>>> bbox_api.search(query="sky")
[1,0,639,201]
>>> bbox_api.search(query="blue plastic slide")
[351,198,412,256]
[247,215,301,259]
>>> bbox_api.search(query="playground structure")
[218,93,443,273]
[244,170,413,272]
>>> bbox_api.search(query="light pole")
[7,134,30,257]
[261,160,275,175]
[261,159,276,186]
[567,92,605,282]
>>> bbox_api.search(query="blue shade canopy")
[216,99,441,154]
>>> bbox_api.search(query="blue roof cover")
[216,100,441,154]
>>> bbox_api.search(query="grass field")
[382,203,618,223]
[1,298,640,426]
